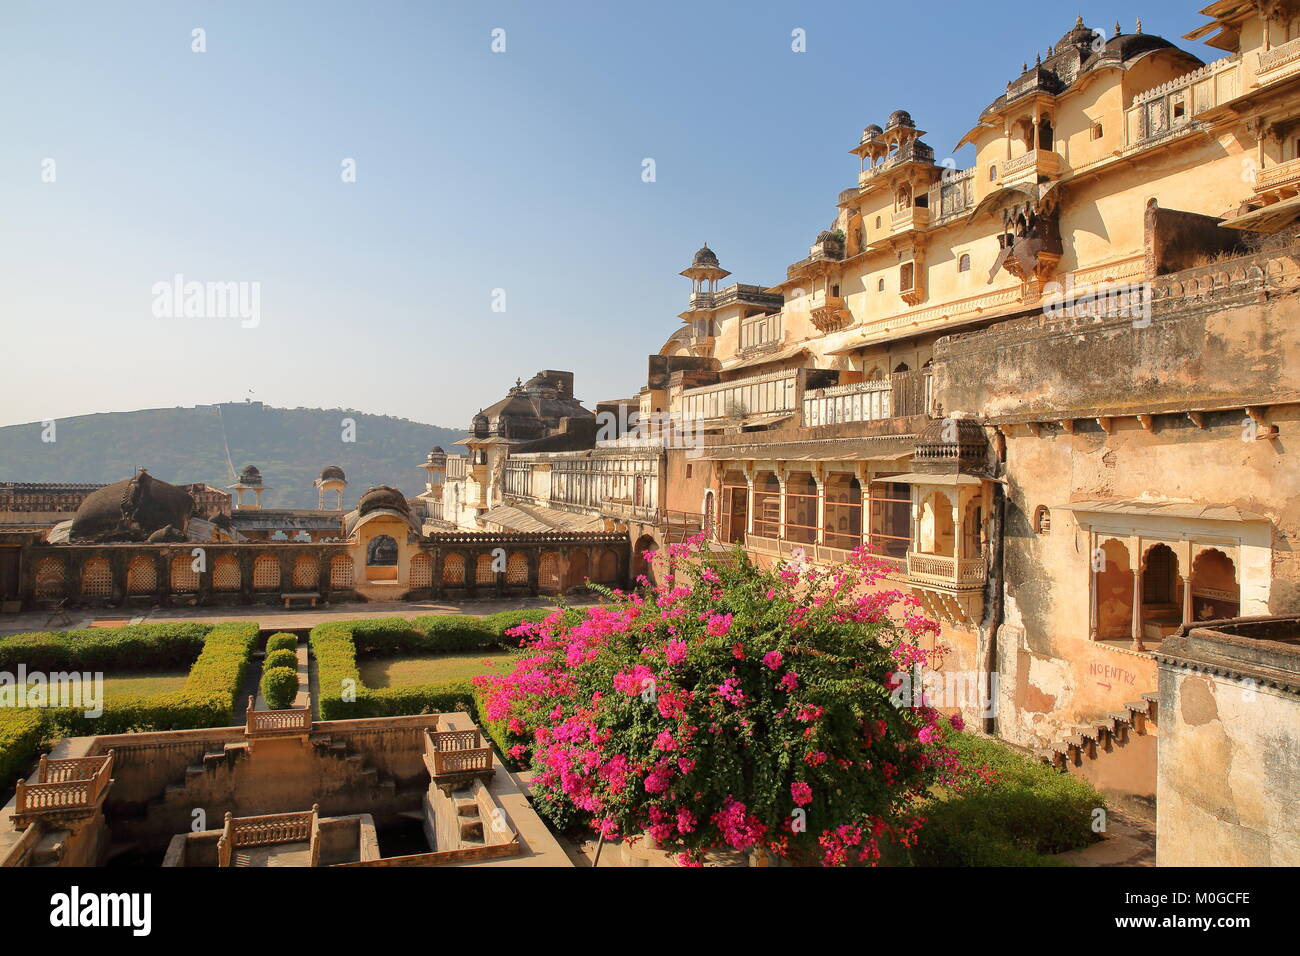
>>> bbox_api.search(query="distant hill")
[0,403,464,510]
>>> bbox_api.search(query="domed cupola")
[885,109,915,131]
[679,242,731,299]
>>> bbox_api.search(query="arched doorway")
[1190,549,1239,621]
[1095,538,1133,640]
[632,535,657,584]
[823,473,862,550]
[1140,543,1182,642]
[919,491,955,556]
[720,470,748,544]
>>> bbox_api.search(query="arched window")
[539,553,564,592]
[476,553,496,585]
[82,557,112,598]
[409,552,432,588]
[893,362,911,373]
[292,553,318,589]
[366,535,397,566]
[874,215,882,229]
[441,553,465,585]
[329,554,354,588]
[1033,505,1051,535]
[35,558,66,599]
[877,278,885,292]
[214,554,241,591]
[127,555,157,594]
[252,554,280,591]
[958,253,971,272]
[989,164,997,181]
[171,554,200,592]
[506,552,528,585]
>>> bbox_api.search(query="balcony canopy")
[1054,498,1267,522]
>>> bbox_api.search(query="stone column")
[814,476,825,546]
[1131,568,1146,652]
[777,477,787,541]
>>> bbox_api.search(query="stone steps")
[1035,693,1159,769]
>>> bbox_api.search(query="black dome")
[319,465,346,482]
[692,244,720,268]
[885,109,914,130]
[357,485,410,515]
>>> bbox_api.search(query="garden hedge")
[263,648,299,672]
[0,622,210,672]
[913,732,1104,866]
[265,633,299,655]
[260,666,299,710]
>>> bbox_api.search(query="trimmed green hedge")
[914,732,1104,866]
[0,622,210,672]
[410,615,498,651]
[480,609,556,643]
[263,648,298,672]
[260,666,299,709]
[265,633,298,655]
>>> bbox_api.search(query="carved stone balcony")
[1254,156,1300,202]
[808,292,851,333]
[997,149,1062,188]
[905,551,986,629]
[890,206,930,235]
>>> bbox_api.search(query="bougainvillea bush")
[475,536,973,867]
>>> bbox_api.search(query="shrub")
[310,619,478,720]
[0,622,210,672]
[412,615,497,651]
[263,648,298,672]
[475,537,965,864]
[260,666,299,710]
[0,710,46,800]
[912,732,1103,866]
[17,622,259,743]
[265,633,298,655]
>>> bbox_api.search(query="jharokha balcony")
[996,149,1062,188]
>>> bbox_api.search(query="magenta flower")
[790,781,813,806]
[763,650,784,670]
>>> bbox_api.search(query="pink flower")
[949,713,965,732]
[779,671,799,692]
[664,639,688,666]
[763,650,784,670]
[706,613,734,637]
[790,781,813,806]
[654,730,677,751]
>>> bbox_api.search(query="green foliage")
[913,732,1103,866]
[0,622,210,672]
[260,666,299,710]
[0,710,46,799]
[0,404,463,510]
[264,633,298,655]
[310,619,478,720]
[412,615,499,651]
[263,648,298,672]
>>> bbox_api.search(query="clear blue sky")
[0,0,1220,430]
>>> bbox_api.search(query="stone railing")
[679,368,798,422]
[801,369,931,427]
[1255,156,1300,195]
[13,751,114,827]
[1258,36,1300,77]
[218,806,318,866]
[926,168,975,221]
[425,727,494,777]
[245,698,311,736]
[906,551,986,589]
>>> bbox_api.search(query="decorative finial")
[1114,21,1121,36]
[1035,52,1041,65]
[1075,15,1083,26]
[1022,62,1028,71]
[1136,18,1142,34]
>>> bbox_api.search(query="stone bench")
[281,592,320,610]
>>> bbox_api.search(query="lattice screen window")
[409,553,432,588]
[252,555,280,591]
[214,555,241,591]
[35,558,66,599]
[82,558,112,598]
[292,555,318,589]
[127,556,157,594]
[539,553,563,591]
[476,554,496,585]
[170,555,199,592]
[506,552,528,584]
[442,554,465,585]
[329,554,354,588]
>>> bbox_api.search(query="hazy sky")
[0,1,1219,430]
